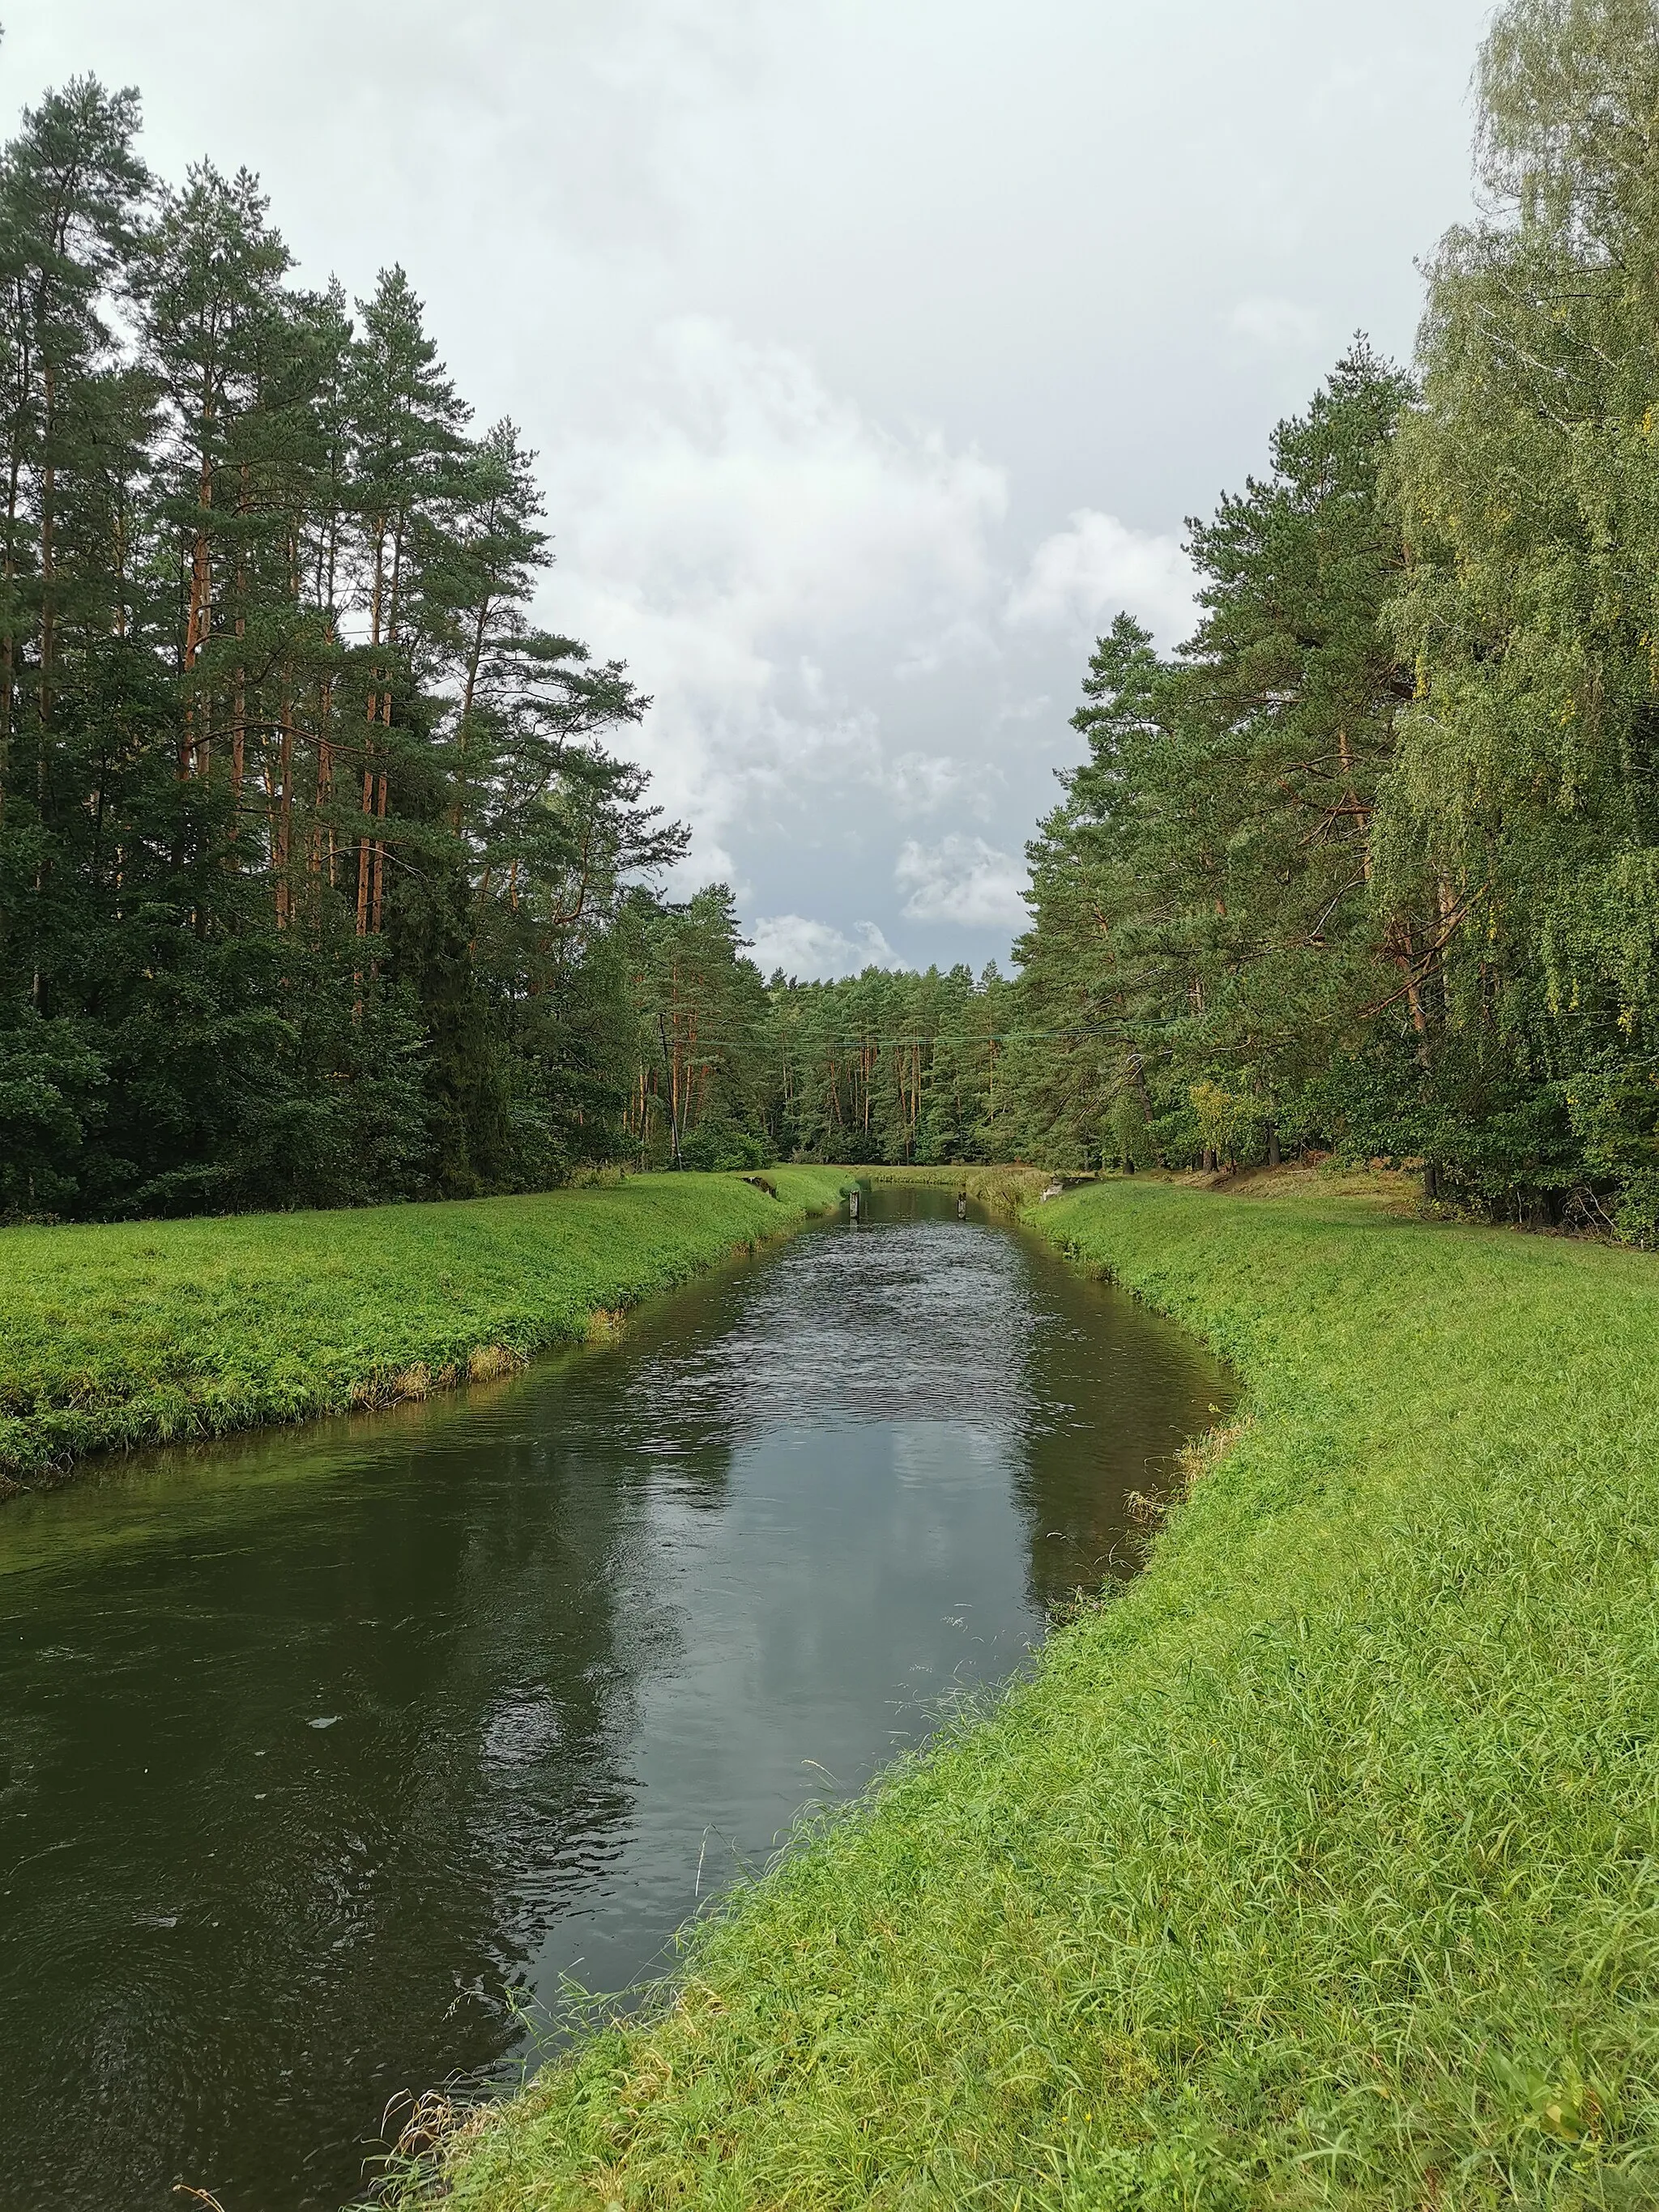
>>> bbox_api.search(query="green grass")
[412,1178,1659,2210]
[0,1167,848,1491]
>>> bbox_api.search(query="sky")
[8,0,1495,978]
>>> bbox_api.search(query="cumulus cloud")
[21,0,1488,974]
[539,315,1008,846]
[1226,295,1324,352]
[1004,509,1197,649]
[894,836,1029,930]
[872,751,976,812]
[749,914,902,980]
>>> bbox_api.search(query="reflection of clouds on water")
[613,1217,1044,1447]
[889,1421,1003,1489]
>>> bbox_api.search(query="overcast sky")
[10,0,1493,977]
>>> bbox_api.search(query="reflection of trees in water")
[408,1426,665,2009]
[628,1183,1229,1622]
[654,1183,1230,1620]
[821,1187,1230,1615]
[1004,1253,1235,1617]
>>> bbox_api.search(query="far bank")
[0,1169,848,1494]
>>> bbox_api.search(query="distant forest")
[9,0,1659,1236]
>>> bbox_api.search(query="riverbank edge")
[0,1168,851,1498]
[410,1176,1659,2208]
[852,1163,1063,1213]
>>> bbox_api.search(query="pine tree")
[0,70,688,1217]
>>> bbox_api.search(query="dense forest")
[0,73,778,1214]
[784,0,1659,1240]
[1004,0,1659,1238]
[10,0,1659,1235]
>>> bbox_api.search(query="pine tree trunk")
[453,593,491,833]
[370,773,388,934]
[275,698,294,928]
[181,453,214,778]
[32,356,58,1008]
[311,678,335,904]
[37,357,55,732]
[356,756,374,939]
[0,319,31,808]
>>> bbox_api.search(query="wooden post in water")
[849,1187,860,1219]
[957,1191,967,1219]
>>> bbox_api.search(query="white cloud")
[749,914,902,980]
[1004,509,1197,650]
[874,751,971,812]
[1226,295,1324,352]
[21,0,1490,970]
[540,316,1009,849]
[893,615,1002,682]
[659,836,741,904]
[894,836,1028,930]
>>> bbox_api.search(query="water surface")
[0,1185,1230,2212]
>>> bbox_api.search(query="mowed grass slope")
[0,1168,847,1490]
[421,1179,1659,2210]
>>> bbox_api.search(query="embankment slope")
[0,1168,847,1491]
[422,1178,1659,2207]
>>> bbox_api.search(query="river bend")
[0,1184,1230,2211]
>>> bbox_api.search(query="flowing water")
[0,1185,1231,2212]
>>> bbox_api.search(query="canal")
[0,1184,1230,2211]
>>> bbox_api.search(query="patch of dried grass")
[466,1345,524,1384]
[1126,1417,1250,1529]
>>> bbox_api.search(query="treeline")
[0,75,806,1217]
[1008,0,1659,1235]
[769,965,1010,1165]
[786,0,1659,1238]
[15,0,1659,1237]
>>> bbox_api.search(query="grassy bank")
[416,1178,1659,2209]
[0,1168,848,1494]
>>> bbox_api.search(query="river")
[0,1183,1230,2212]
